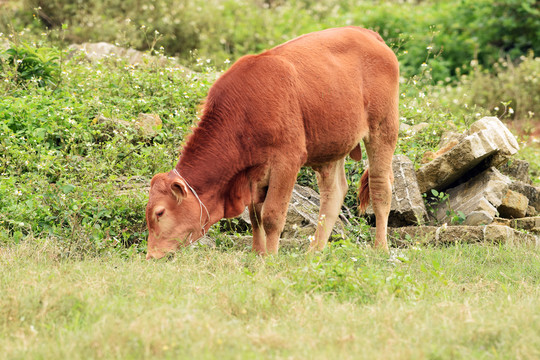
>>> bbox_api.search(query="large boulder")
[434,167,511,225]
[416,117,519,193]
[366,155,428,227]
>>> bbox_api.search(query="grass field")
[2,240,539,359]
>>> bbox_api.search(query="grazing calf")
[145,26,399,259]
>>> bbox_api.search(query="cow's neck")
[176,118,255,222]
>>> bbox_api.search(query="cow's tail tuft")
[357,169,370,214]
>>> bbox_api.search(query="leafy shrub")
[0,42,60,86]
[434,54,540,123]
[3,0,536,82]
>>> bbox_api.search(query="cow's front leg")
[309,158,348,252]
[261,164,299,254]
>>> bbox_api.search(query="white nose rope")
[172,168,211,238]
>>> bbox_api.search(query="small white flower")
[475,113,481,117]
[308,235,315,243]
[15,190,22,196]
[509,107,514,114]
[351,257,358,262]
[224,58,230,64]
[419,92,425,98]
[426,46,433,50]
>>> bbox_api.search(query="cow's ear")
[170,179,189,203]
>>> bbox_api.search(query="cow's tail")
[357,169,370,214]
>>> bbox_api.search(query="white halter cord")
[172,168,211,237]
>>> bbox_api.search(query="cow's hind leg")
[309,158,348,252]
[249,202,266,254]
[364,133,397,251]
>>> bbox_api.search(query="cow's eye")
[156,209,165,218]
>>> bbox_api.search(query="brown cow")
[145,26,399,259]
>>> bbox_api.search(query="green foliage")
[2,0,537,82]
[0,1,538,253]
[0,41,60,87]
[0,39,216,251]
[436,53,540,122]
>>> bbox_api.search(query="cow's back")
[265,27,399,165]
[200,27,398,168]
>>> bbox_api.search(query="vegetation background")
[0,0,539,358]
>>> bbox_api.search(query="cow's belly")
[303,112,368,166]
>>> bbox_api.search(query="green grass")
[1,240,539,359]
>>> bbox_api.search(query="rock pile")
[368,116,538,246]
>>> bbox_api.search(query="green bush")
[434,54,540,123]
[0,42,60,86]
[1,0,535,82]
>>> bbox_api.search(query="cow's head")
[145,171,206,259]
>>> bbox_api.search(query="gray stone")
[94,113,161,138]
[136,113,162,137]
[386,224,539,247]
[498,159,532,184]
[399,123,411,133]
[434,167,511,225]
[410,122,430,134]
[497,189,529,219]
[366,155,428,227]
[510,217,540,233]
[68,42,190,73]
[416,117,519,193]
[439,130,466,149]
[492,217,512,227]
[509,181,540,213]
[463,211,493,226]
